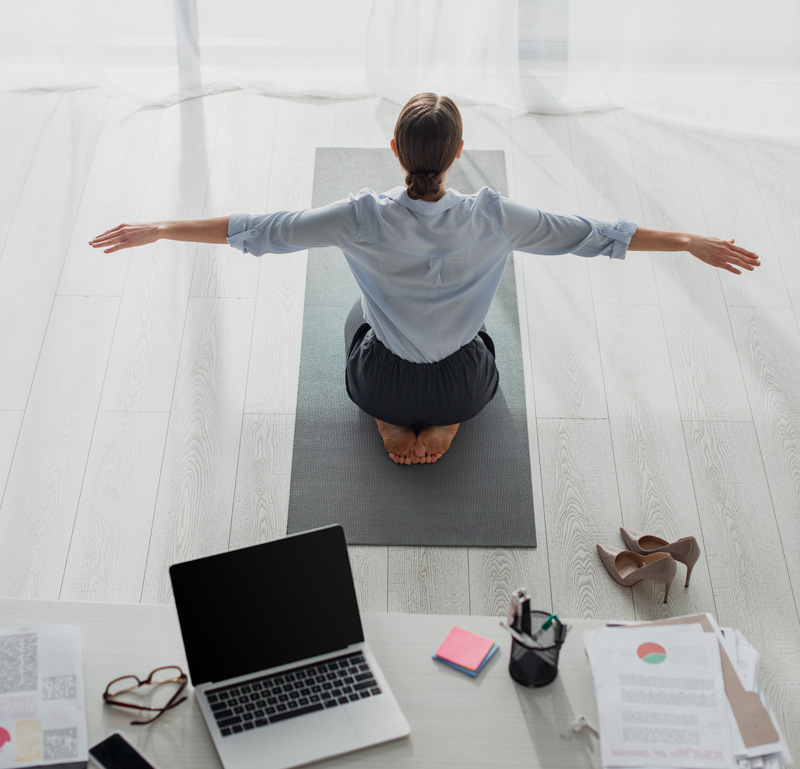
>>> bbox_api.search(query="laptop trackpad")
[239,708,360,769]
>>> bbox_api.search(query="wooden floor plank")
[661,304,751,422]
[0,93,57,250]
[568,112,657,305]
[537,418,634,620]
[729,307,800,604]
[35,90,108,151]
[0,411,23,505]
[348,546,389,614]
[273,98,336,152]
[684,420,800,762]
[595,303,677,424]
[60,411,169,602]
[229,413,295,549]
[468,548,543,618]
[0,149,95,409]
[334,97,399,149]
[508,113,572,158]
[0,297,118,598]
[524,258,606,419]
[463,104,514,151]
[244,251,307,415]
[623,112,690,160]
[153,92,222,152]
[747,145,800,325]
[387,547,470,614]
[99,243,195,412]
[140,297,255,603]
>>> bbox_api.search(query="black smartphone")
[89,733,159,769]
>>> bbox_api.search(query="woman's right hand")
[89,222,160,253]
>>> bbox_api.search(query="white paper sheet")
[585,626,736,769]
[0,626,87,768]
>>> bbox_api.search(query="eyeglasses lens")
[150,666,184,684]
[107,676,141,697]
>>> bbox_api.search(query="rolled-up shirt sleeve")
[496,197,638,260]
[226,195,362,256]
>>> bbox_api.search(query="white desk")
[0,599,604,768]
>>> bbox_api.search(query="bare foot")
[374,419,419,465]
[413,423,460,464]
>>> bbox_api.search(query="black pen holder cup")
[508,611,566,687]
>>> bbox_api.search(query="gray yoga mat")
[286,148,536,547]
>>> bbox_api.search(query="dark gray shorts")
[343,301,498,426]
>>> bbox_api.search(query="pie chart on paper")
[637,642,667,665]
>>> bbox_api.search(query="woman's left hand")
[687,235,760,274]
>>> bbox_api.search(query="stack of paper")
[432,626,498,677]
[583,614,791,769]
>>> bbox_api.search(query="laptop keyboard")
[205,651,383,737]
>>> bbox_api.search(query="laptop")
[169,525,410,769]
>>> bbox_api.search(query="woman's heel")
[663,577,673,603]
[684,540,701,587]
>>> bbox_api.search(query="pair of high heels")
[596,527,701,604]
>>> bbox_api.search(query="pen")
[499,621,541,649]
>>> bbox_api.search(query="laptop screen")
[169,525,365,685]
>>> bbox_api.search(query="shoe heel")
[663,578,673,603]
[684,542,701,587]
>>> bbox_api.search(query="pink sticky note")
[435,626,495,671]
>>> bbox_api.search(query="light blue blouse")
[227,186,637,363]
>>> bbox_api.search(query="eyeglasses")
[103,666,188,725]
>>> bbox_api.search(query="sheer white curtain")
[0,0,372,105]
[1,0,798,135]
[365,0,523,110]
[367,0,800,136]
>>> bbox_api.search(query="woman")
[89,93,760,465]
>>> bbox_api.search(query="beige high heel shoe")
[596,544,676,603]
[619,527,701,588]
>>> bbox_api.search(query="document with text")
[0,626,87,768]
[584,626,735,769]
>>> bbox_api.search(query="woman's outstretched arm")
[89,217,229,253]
[628,227,761,275]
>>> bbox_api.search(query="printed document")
[584,626,735,769]
[0,626,87,768]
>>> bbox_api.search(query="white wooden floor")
[1,89,799,752]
